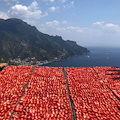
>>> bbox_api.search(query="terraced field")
[0,65,120,119]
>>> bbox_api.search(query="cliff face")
[0,18,89,64]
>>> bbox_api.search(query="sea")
[42,47,120,68]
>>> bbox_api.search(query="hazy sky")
[0,0,120,47]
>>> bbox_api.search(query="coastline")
[6,52,90,66]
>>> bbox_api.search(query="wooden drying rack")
[0,63,7,71]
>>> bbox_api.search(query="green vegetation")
[0,18,89,63]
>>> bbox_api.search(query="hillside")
[0,18,89,65]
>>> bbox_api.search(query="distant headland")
[0,18,89,65]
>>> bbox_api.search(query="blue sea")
[42,47,120,68]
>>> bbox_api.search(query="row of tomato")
[66,67,120,119]
[0,66,120,119]
[0,65,34,119]
[93,66,120,100]
[12,67,72,120]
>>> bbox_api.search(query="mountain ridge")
[0,18,89,65]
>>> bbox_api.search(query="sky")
[0,0,120,47]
